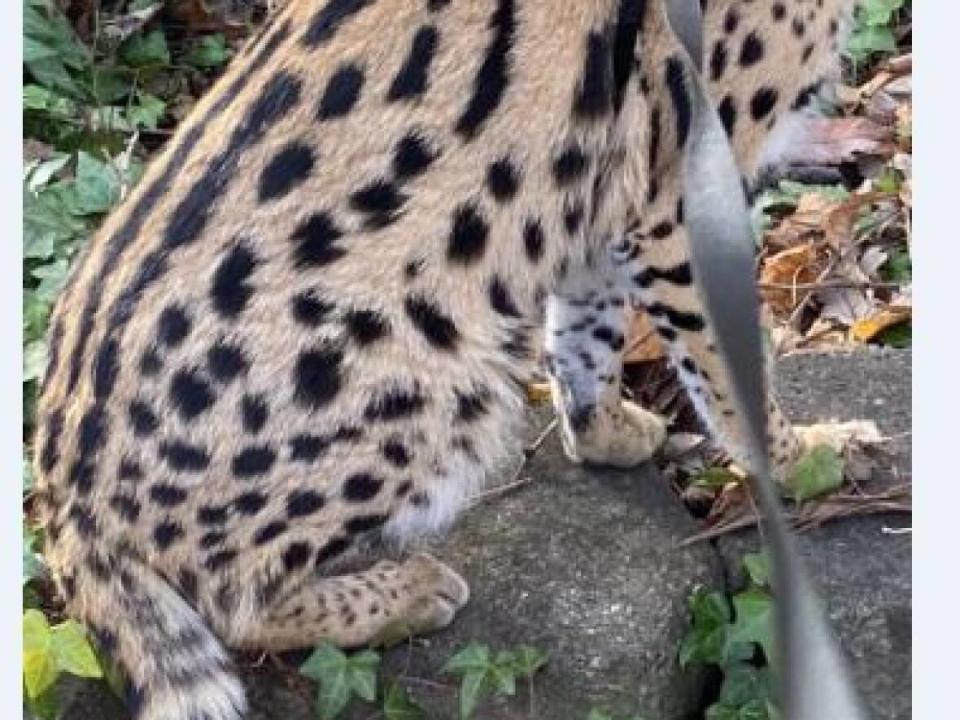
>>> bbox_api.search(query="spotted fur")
[34,2,855,718]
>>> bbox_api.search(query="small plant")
[585,708,647,720]
[442,641,549,719]
[844,0,909,64]
[299,642,382,719]
[23,610,104,720]
[679,552,778,720]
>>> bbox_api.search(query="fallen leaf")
[849,305,911,342]
[624,310,665,362]
[759,244,822,313]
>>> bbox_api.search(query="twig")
[759,279,902,292]
[467,418,558,506]
[398,675,454,690]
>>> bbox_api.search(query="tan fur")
[33,2,856,718]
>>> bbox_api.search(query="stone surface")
[715,347,912,720]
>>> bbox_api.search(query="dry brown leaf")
[849,306,911,343]
[759,244,823,312]
[525,383,552,405]
[624,311,665,363]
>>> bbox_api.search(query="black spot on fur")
[109,494,141,523]
[739,32,764,67]
[665,57,691,148]
[772,3,786,21]
[612,0,645,110]
[211,243,258,318]
[564,202,584,235]
[792,17,806,37]
[198,504,229,525]
[200,531,225,549]
[303,0,372,48]
[405,294,459,349]
[68,503,98,538]
[447,203,488,264]
[343,473,383,502]
[392,132,436,178]
[159,440,210,473]
[140,347,163,376]
[204,549,238,572]
[455,389,488,422]
[553,145,589,185]
[157,306,192,347]
[364,385,426,421]
[633,262,693,288]
[381,438,411,467]
[291,290,333,327]
[233,446,277,478]
[92,339,118,400]
[317,64,364,119]
[455,0,515,138]
[592,326,625,351]
[234,491,268,515]
[315,536,352,566]
[350,179,407,229]
[128,400,159,437]
[119,457,143,480]
[750,87,778,120]
[289,434,326,462]
[153,521,184,551]
[724,7,739,33]
[149,483,188,507]
[292,212,345,267]
[646,302,706,331]
[287,490,325,518]
[523,218,544,263]
[717,95,737,137]
[648,105,662,171]
[254,521,288,545]
[388,25,439,101]
[259,143,315,201]
[344,309,391,345]
[792,82,821,111]
[574,31,612,119]
[486,157,520,201]
[207,341,250,383]
[346,514,389,535]
[241,394,269,434]
[283,542,312,571]
[651,221,674,239]
[710,40,727,81]
[294,344,343,410]
[39,408,65,473]
[488,275,522,317]
[169,368,215,421]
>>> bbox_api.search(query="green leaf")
[490,651,517,696]
[877,322,911,348]
[24,340,48,382]
[845,25,897,60]
[23,455,35,493]
[458,669,489,720]
[786,445,843,502]
[346,650,379,703]
[186,34,232,69]
[442,642,491,675]
[509,645,549,677]
[119,30,171,68]
[726,589,775,665]
[74,152,121,214]
[586,711,615,720]
[679,588,731,668]
[318,666,351,719]
[50,620,103,679]
[742,551,772,589]
[26,154,70,192]
[691,466,740,488]
[880,249,911,284]
[383,683,425,720]
[23,610,59,699]
[127,92,166,130]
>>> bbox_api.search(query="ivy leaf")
[23,523,43,586]
[300,643,351,719]
[383,683,425,720]
[74,152,120,215]
[119,29,171,68]
[458,668,489,720]
[726,589,775,665]
[347,650,379,703]
[186,34,231,69]
[50,620,102,679]
[586,711,615,720]
[679,588,732,667]
[442,642,490,675]
[23,610,59,699]
[127,92,166,130]
[490,651,517,696]
[786,445,843,502]
[509,645,549,677]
